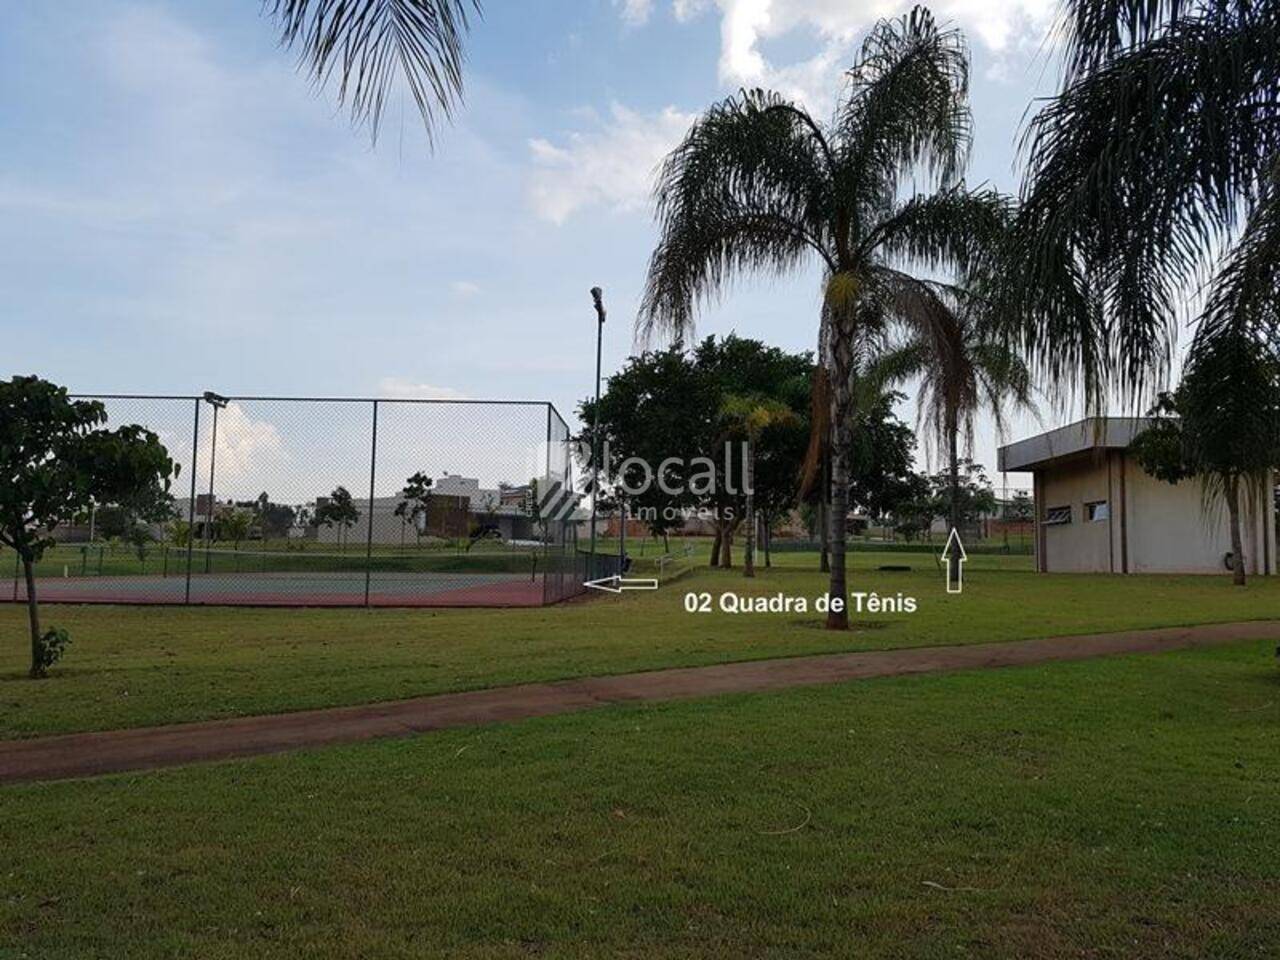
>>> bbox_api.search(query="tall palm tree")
[269,0,478,143]
[641,7,1007,628]
[720,395,799,578]
[885,291,1035,561]
[1008,0,1280,409]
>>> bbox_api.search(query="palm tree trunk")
[947,406,961,585]
[819,448,831,573]
[744,440,756,578]
[710,527,723,567]
[827,351,854,630]
[23,555,43,679]
[1227,474,1247,586]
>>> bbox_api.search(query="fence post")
[544,404,552,603]
[204,401,220,574]
[364,400,379,608]
[184,398,200,604]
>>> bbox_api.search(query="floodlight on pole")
[589,287,606,579]
[201,391,229,560]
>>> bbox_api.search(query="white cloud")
[527,103,696,224]
[656,0,1057,107]
[547,0,1055,223]
[377,377,469,400]
[450,280,481,298]
[615,0,655,25]
[197,403,287,495]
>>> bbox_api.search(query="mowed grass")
[3,550,1280,737]
[3,640,1279,958]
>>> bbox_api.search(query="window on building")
[1043,505,1072,526]
[1086,500,1109,522]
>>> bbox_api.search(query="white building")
[997,418,1276,575]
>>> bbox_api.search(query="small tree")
[315,486,361,551]
[394,472,434,547]
[1005,490,1034,549]
[167,517,193,548]
[0,377,176,677]
[219,511,252,552]
[126,523,154,564]
[1132,328,1280,586]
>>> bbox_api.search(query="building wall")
[1123,457,1273,574]
[1036,454,1118,572]
[1036,452,1275,574]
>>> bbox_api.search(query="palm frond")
[269,0,478,143]
[640,89,835,340]
[838,5,973,195]
[871,185,1013,279]
[1012,5,1280,406]
[1056,0,1246,80]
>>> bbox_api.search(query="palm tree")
[641,7,1007,628]
[269,0,478,143]
[885,292,1035,563]
[1008,0,1280,410]
[720,395,799,578]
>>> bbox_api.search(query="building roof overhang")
[997,417,1153,473]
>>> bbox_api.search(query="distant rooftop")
[997,417,1153,472]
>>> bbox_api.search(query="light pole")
[589,287,606,578]
[201,391,229,572]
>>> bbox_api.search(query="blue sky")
[1,0,1066,484]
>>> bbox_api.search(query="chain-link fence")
[5,394,596,608]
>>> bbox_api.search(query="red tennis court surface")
[11,572,549,608]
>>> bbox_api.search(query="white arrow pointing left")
[583,575,659,594]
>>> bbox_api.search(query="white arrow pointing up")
[941,528,967,595]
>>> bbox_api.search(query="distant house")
[309,473,537,546]
[311,492,471,546]
[998,418,1276,575]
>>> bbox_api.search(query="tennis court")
[2,393,598,609]
[9,545,595,608]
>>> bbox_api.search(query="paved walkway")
[3,620,1278,785]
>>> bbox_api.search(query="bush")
[35,627,72,673]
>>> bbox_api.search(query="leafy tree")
[1006,490,1033,523]
[315,486,362,551]
[845,390,918,523]
[695,337,811,568]
[1004,489,1034,548]
[255,497,298,541]
[925,459,996,534]
[1132,329,1280,585]
[167,517,193,548]
[0,377,176,677]
[219,512,252,552]
[578,343,718,549]
[581,335,811,569]
[94,505,130,541]
[640,8,1008,627]
[890,473,937,542]
[394,472,435,546]
[126,523,154,563]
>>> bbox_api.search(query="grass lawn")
[2,639,1279,958]
[3,551,1280,737]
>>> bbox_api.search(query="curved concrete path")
[3,620,1278,785]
